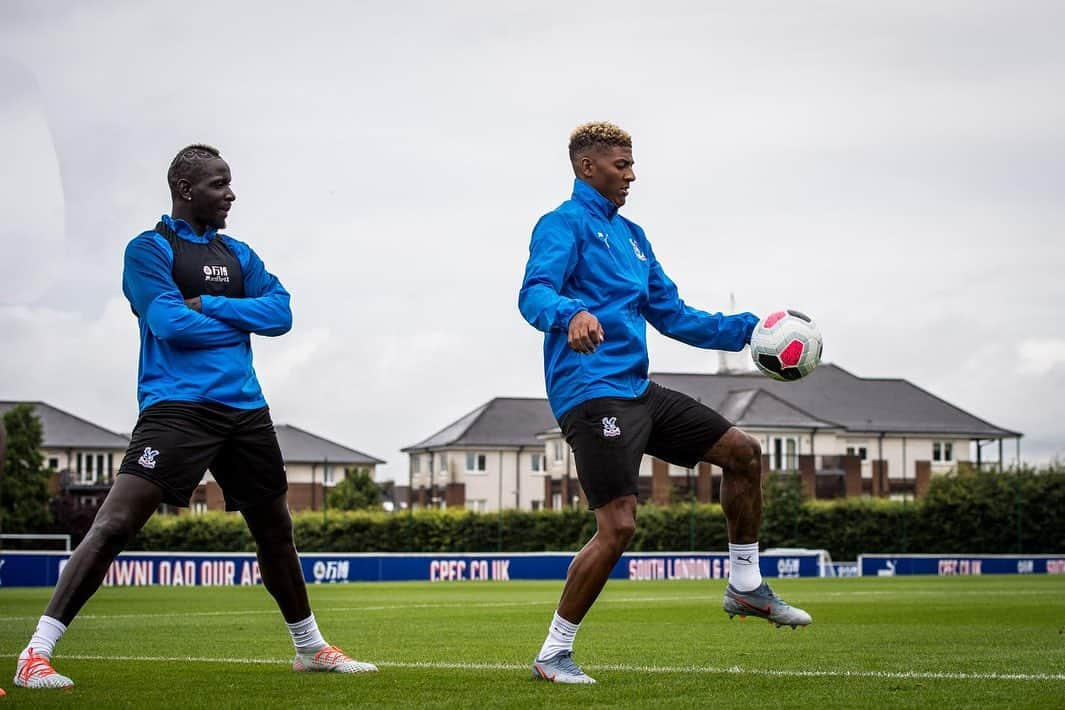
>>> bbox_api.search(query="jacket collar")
[571,178,619,220]
[162,213,217,243]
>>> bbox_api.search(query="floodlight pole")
[497,451,504,552]
[323,458,328,523]
[687,466,695,551]
[901,437,908,554]
[0,420,6,552]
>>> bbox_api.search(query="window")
[48,457,59,470]
[530,453,545,472]
[531,500,542,511]
[412,455,420,473]
[846,446,868,461]
[75,451,109,484]
[933,441,954,462]
[80,454,96,484]
[552,493,562,510]
[466,452,487,472]
[772,437,798,471]
[323,466,334,485]
[466,499,487,513]
[192,502,208,514]
[552,440,564,464]
[78,496,98,508]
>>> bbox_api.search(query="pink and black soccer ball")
[750,310,823,382]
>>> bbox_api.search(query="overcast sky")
[2,1,1063,482]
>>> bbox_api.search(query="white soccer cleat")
[292,645,378,674]
[531,651,597,684]
[13,648,75,689]
[723,582,813,628]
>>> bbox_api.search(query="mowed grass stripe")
[0,584,1052,623]
[30,653,1065,682]
[0,594,720,623]
[3,577,1063,707]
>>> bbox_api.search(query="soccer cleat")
[531,651,596,684]
[723,582,813,628]
[292,645,378,673]
[13,648,74,689]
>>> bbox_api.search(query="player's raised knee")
[614,517,637,545]
[717,429,761,474]
[739,434,762,468]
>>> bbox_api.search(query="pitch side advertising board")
[859,554,1065,577]
[0,550,825,588]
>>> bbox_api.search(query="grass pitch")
[1,575,1063,708]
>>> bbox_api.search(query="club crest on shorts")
[601,416,621,438]
[138,447,160,469]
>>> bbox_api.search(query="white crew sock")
[537,611,579,661]
[23,615,67,659]
[729,542,763,592]
[287,614,327,655]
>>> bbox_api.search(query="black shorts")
[558,382,733,509]
[118,402,287,511]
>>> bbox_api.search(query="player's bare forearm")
[184,297,202,312]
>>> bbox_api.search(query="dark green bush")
[127,465,1065,559]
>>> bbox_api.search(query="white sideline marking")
[38,654,1065,682]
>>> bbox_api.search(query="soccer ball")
[750,310,823,381]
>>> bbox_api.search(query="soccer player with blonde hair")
[519,122,812,684]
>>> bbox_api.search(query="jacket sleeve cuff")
[743,313,760,343]
[559,300,588,331]
[199,294,221,318]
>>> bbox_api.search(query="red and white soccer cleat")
[13,648,75,689]
[292,645,378,674]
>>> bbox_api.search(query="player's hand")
[568,311,605,354]
[184,297,202,312]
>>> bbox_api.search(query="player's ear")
[176,178,193,201]
[578,155,594,178]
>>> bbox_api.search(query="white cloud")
[1017,338,1065,376]
[1,1,1063,477]
[0,59,66,305]
[0,297,139,433]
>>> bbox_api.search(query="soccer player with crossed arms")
[519,122,812,684]
[14,145,377,689]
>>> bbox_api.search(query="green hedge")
[128,466,1065,560]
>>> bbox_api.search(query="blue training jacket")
[519,179,759,419]
[122,214,292,411]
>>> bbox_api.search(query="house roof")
[274,424,385,465]
[718,389,841,430]
[0,401,130,449]
[652,364,1020,438]
[402,397,556,451]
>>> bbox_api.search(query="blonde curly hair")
[568,122,632,161]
